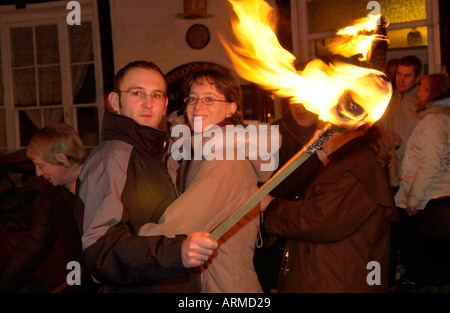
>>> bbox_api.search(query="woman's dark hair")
[183,64,244,125]
[423,74,450,104]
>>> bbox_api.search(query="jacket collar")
[393,84,419,98]
[416,97,450,120]
[101,111,167,157]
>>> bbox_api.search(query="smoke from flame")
[222,0,392,130]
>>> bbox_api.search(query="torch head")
[224,0,393,131]
[367,15,390,71]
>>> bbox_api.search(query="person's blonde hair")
[26,123,87,168]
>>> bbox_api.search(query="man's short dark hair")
[113,60,168,92]
[399,55,422,77]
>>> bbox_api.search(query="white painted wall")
[109,0,275,83]
[108,0,281,122]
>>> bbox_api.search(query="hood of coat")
[416,98,450,120]
[277,109,326,146]
[189,122,281,182]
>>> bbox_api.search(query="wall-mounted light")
[177,0,213,19]
[407,28,423,46]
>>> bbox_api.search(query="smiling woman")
[183,64,244,130]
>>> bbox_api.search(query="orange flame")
[222,0,392,130]
[328,14,381,62]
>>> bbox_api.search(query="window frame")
[291,0,442,74]
[0,0,104,153]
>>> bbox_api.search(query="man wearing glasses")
[76,61,217,293]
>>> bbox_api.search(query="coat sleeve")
[263,171,381,243]
[83,226,189,285]
[78,147,188,286]
[138,159,257,237]
[406,115,448,208]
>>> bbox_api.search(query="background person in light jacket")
[394,73,450,291]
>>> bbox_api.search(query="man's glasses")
[118,89,166,104]
[184,96,229,106]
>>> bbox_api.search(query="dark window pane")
[36,24,60,65]
[72,64,96,104]
[77,106,99,146]
[69,22,93,62]
[13,68,36,107]
[10,27,34,67]
[38,66,62,106]
[19,110,41,147]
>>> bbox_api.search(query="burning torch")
[367,15,390,72]
[210,0,392,241]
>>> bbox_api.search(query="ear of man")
[56,153,70,168]
[163,95,169,115]
[108,92,121,114]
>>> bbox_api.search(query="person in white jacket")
[395,74,450,214]
[395,73,450,289]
